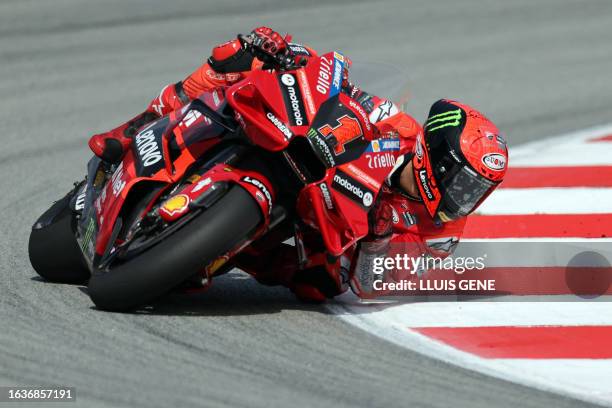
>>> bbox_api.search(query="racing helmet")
[412,99,508,222]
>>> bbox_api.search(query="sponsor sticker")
[135,129,163,167]
[426,108,462,132]
[180,109,210,128]
[363,192,374,207]
[366,152,396,169]
[349,100,371,131]
[381,139,400,150]
[307,128,336,167]
[418,169,434,200]
[226,73,240,82]
[278,73,307,126]
[345,163,381,190]
[111,162,126,197]
[402,211,417,227]
[366,137,400,153]
[192,177,212,193]
[482,153,507,171]
[206,69,225,81]
[297,70,316,118]
[133,117,168,176]
[392,208,399,224]
[288,43,310,56]
[266,112,293,141]
[369,99,398,123]
[332,169,375,209]
[160,194,190,217]
[242,176,273,215]
[371,140,380,152]
[316,55,334,95]
[331,58,343,96]
[319,183,334,210]
[281,73,296,87]
[74,185,87,212]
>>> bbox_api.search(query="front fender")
[158,163,276,229]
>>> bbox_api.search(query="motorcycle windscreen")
[347,60,411,108]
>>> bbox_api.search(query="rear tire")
[87,186,263,311]
[28,193,89,284]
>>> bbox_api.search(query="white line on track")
[477,188,612,214]
[510,123,612,163]
[328,295,612,408]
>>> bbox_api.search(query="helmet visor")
[438,165,496,220]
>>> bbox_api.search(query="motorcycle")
[28,38,403,311]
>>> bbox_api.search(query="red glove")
[368,192,394,239]
[251,26,286,56]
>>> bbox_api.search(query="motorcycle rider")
[89,27,508,301]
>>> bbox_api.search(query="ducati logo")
[318,115,363,155]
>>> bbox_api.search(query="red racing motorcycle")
[28,43,402,311]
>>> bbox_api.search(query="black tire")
[87,186,263,311]
[28,193,89,284]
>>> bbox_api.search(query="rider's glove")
[368,191,394,240]
[250,26,287,57]
[351,193,396,298]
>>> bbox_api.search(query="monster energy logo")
[426,109,462,132]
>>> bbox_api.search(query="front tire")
[87,186,263,311]
[28,192,89,284]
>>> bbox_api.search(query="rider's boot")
[88,111,158,164]
[88,83,189,163]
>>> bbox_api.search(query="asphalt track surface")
[1,1,612,407]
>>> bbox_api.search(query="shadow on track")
[32,272,332,317]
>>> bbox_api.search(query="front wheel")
[87,186,263,311]
[28,189,89,284]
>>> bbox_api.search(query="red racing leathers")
[89,30,467,301]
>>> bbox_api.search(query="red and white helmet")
[412,99,508,222]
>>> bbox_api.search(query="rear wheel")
[87,186,263,311]
[28,191,89,284]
